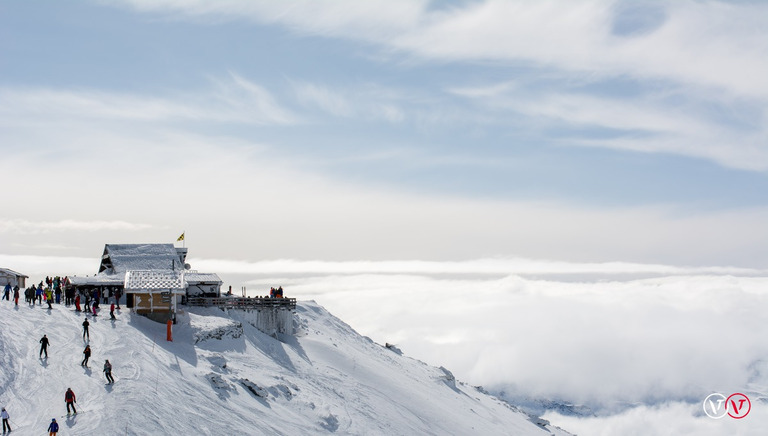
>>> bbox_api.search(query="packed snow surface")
[0,299,571,435]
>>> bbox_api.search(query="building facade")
[69,243,222,318]
[0,268,27,288]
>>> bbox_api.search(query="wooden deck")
[186,296,297,310]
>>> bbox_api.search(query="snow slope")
[0,299,572,435]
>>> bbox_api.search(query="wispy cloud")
[0,219,153,234]
[211,73,297,124]
[0,73,297,125]
[111,0,768,99]
[106,0,768,171]
[450,80,768,170]
[393,1,768,99]
[113,0,427,40]
[292,82,355,118]
[291,80,406,123]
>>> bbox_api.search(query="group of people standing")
[16,277,122,321]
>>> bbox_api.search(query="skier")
[64,388,76,414]
[46,288,53,309]
[13,286,19,306]
[103,359,114,384]
[40,334,50,358]
[36,285,43,305]
[48,418,59,435]
[75,294,81,312]
[2,283,9,300]
[1,407,10,432]
[81,345,91,367]
[82,318,90,340]
[92,301,97,316]
[110,303,116,320]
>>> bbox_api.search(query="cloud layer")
[547,400,768,436]
[278,271,768,405]
[201,256,768,435]
[108,0,768,170]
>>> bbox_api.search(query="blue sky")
[1,0,768,269]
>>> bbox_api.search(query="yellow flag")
[177,232,185,241]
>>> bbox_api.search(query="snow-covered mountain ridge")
[0,300,573,435]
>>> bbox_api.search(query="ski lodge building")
[69,243,295,334]
[0,268,28,288]
[69,243,222,320]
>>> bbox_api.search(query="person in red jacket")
[65,388,77,414]
[75,294,81,312]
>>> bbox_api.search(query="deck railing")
[185,296,296,310]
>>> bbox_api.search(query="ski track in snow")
[0,300,572,435]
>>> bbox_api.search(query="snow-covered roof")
[185,272,222,284]
[69,274,125,287]
[124,270,186,292]
[100,243,184,275]
[71,244,222,291]
[0,268,28,278]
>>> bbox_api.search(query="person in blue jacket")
[48,418,59,435]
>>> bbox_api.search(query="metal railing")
[185,296,296,310]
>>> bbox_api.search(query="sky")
[1,0,768,270]
[3,1,768,434]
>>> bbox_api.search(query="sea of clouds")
[214,258,768,435]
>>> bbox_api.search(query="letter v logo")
[726,393,751,419]
[703,393,727,419]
